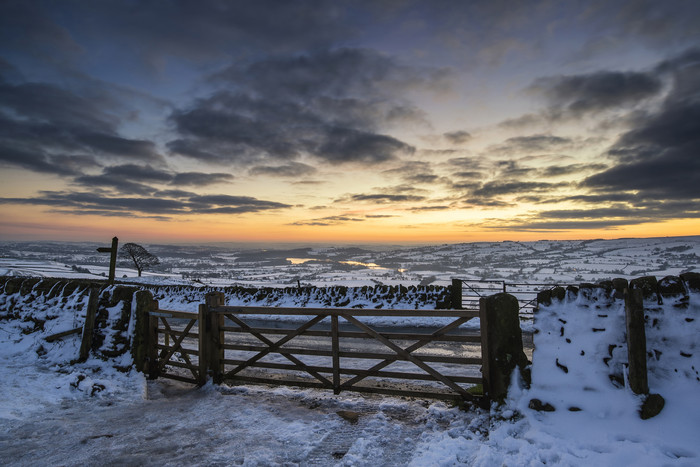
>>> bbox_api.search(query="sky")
[1,0,699,245]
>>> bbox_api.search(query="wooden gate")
[201,293,485,404]
[146,305,205,385]
[141,292,524,405]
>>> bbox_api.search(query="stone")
[640,393,665,420]
[336,410,360,424]
[629,276,659,301]
[680,272,700,293]
[529,399,555,412]
[658,276,686,299]
[611,278,629,298]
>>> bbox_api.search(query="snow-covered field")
[1,236,699,288]
[1,276,699,465]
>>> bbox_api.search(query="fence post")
[331,315,340,394]
[451,279,463,309]
[205,292,226,384]
[132,290,156,373]
[198,303,210,385]
[78,287,100,362]
[624,288,648,394]
[479,293,529,403]
[147,300,160,379]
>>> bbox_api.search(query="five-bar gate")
[143,292,521,405]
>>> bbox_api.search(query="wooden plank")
[78,287,100,362]
[45,326,82,342]
[198,304,208,385]
[220,343,481,364]
[210,307,225,383]
[164,360,200,371]
[212,306,478,318]
[148,312,159,378]
[223,314,327,378]
[220,359,482,383]
[331,315,340,394]
[342,314,473,400]
[224,313,333,388]
[156,344,199,356]
[223,375,327,390]
[157,328,199,339]
[151,309,199,319]
[479,298,491,399]
[220,326,482,343]
[344,385,469,402]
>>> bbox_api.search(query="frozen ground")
[1,281,699,465]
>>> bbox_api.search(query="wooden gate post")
[132,290,156,374]
[624,288,648,395]
[147,300,160,379]
[203,291,226,384]
[451,279,463,309]
[479,293,529,403]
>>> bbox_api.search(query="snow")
[1,280,699,465]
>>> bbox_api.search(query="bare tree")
[119,243,160,277]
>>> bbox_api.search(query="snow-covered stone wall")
[530,273,700,417]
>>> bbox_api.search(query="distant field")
[1,236,698,288]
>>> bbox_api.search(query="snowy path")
[1,379,465,466]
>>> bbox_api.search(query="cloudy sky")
[1,0,699,244]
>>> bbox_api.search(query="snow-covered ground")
[2,277,699,465]
[2,236,699,288]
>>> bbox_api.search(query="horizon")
[1,233,699,252]
[1,2,699,243]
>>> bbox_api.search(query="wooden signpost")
[97,236,118,284]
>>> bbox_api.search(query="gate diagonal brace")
[339,316,470,390]
[158,317,199,380]
[342,314,474,401]
[224,314,327,379]
[224,313,333,388]
[158,318,198,377]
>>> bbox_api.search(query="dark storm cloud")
[168,48,436,166]
[249,163,316,178]
[72,164,235,195]
[290,215,367,226]
[0,1,350,71]
[582,48,700,201]
[481,200,700,231]
[541,163,608,177]
[349,194,427,203]
[73,174,156,196]
[0,141,79,176]
[443,130,471,145]
[171,172,234,186]
[0,75,163,177]
[382,161,441,185]
[494,160,537,179]
[472,181,568,198]
[0,190,291,218]
[492,135,573,154]
[453,171,483,179]
[529,71,663,117]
